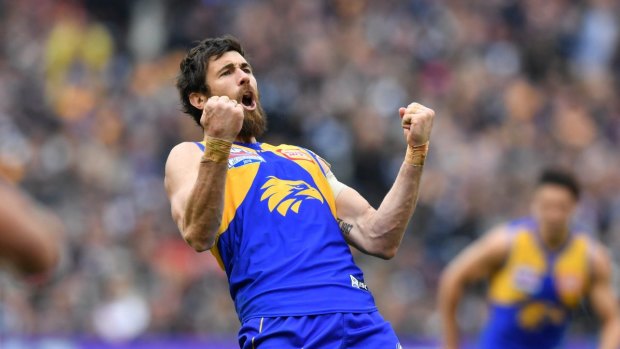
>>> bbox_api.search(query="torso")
[481,217,592,349]
[194,141,377,322]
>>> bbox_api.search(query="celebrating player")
[164,35,434,348]
[438,169,620,349]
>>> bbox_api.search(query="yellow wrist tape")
[201,136,232,164]
[404,142,429,167]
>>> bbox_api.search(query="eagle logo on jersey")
[260,176,324,216]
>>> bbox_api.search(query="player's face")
[206,51,266,140]
[531,184,577,233]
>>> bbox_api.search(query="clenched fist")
[399,102,435,147]
[201,95,244,142]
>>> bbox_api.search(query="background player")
[164,36,434,348]
[438,169,620,349]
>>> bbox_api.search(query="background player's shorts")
[238,311,402,349]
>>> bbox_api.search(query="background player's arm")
[331,103,434,259]
[437,228,510,349]
[588,242,620,349]
[0,181,61,275]
[164,96,243,252]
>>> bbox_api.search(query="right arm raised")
[164,95,244,252]
[437,227,511,349]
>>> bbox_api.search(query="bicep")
[314,153,376,252]
[334,185,377,253]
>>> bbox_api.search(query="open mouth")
[240,91,257,111]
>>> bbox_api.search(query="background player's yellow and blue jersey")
[194,141,377,322]
[481,217,592,349]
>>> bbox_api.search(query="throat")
[539,225,570,251]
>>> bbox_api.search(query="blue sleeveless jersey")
[194,141,377,322]
[481,217,592,349]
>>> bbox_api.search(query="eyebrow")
[217,62,253,75]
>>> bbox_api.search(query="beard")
[237,96,267,142]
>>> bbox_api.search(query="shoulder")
[166,142,203,167]
[482,225,513,251]
[458,225,512,261]
[164,142,203,188]
[168,141,204,156]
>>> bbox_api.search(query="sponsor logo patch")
[350,275,369,291]
[228,146,265,169]
[513,266,542,294]
[276,148,315,163]
[556,274,583,294]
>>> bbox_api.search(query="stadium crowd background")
[0,0,619,345]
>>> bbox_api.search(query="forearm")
[599,317,620,349]
[183,160,229,251]
[366,161,424,255]
[439,274,463,349]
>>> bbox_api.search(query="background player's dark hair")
[176,35,245,126]
[537,168,580,200]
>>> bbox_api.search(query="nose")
[237,68,250,86]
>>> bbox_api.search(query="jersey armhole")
[194,141,205,152]
[301,148,330,177]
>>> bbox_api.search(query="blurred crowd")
[1,0,619,342]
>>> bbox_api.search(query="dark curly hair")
[176,35,245,126]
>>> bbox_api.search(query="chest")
[222,145,336,219]
[489,233,590,308]
[508,256,588,306]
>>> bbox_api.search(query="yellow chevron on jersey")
[553,235,590,307]
[197,142,261,269]
[489,229,546,304]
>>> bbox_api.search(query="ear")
[189,92,208,110]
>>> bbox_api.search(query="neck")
[538,223,570,251]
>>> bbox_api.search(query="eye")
[220,70,231,77]
[242,67,252,74]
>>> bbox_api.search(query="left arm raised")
[333,103,434,259]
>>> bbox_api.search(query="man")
[438,169,620,349]
[0,179,60,275]
[164,35,434,348]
